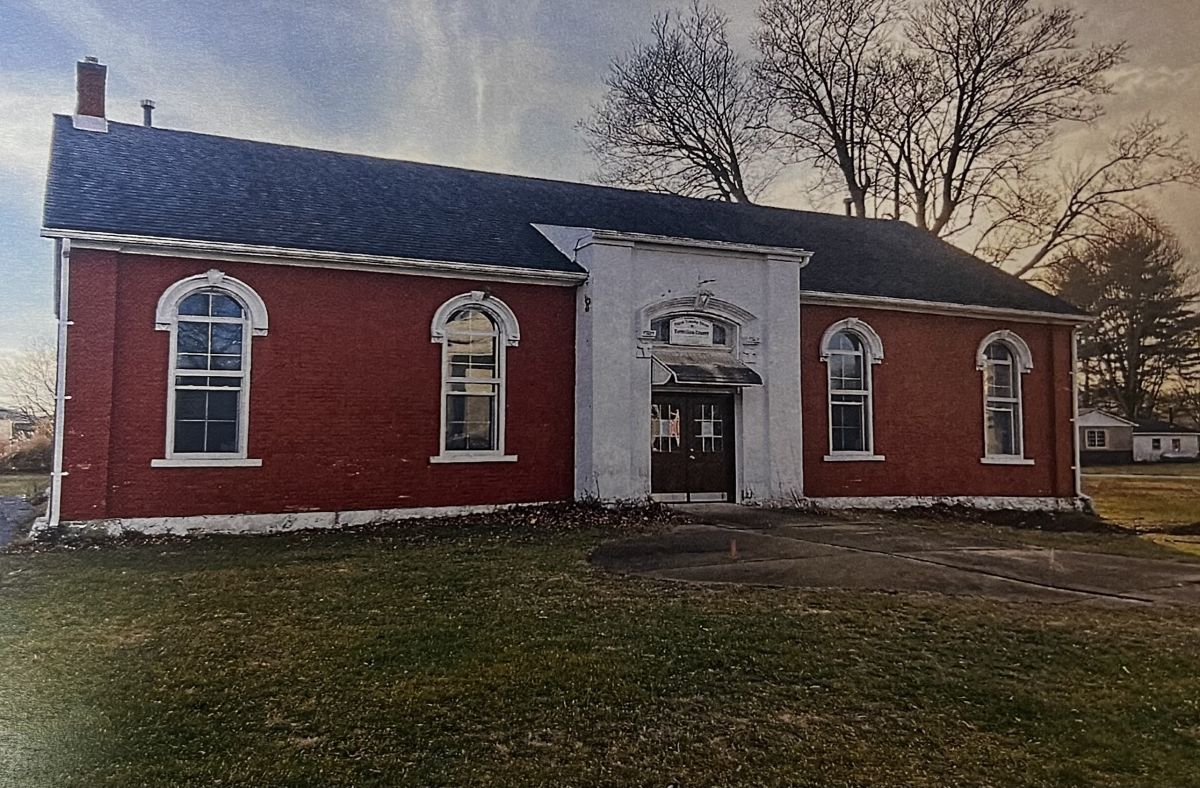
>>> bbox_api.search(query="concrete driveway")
[590,505,1200,606]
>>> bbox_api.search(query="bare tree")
[1050,218,1200,419]
[974,118,1200,277]
[898,0,1126,237]
[0,337,57,429]
[756,0,894,218]
[580,2,774,202]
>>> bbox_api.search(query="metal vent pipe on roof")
[140,99,155,127]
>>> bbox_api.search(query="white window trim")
[153,271,268,467]
[430,291,520,464]
[977,331,1033,464]
[1084,429,1107,449]
[820,318,883,460]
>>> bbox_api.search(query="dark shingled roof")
[1135,418,1200,435]
[44,116,1081,316]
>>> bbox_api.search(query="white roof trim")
[800,289,1090,325]
[584,228,813,264]
[41,228,589,287]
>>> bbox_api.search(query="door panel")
[651,392,735,502]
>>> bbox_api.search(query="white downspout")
[47,238,71,528]
[1070,327,1083,502]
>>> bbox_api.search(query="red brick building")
[40,60,1088,535]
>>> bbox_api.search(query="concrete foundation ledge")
[795,495,1090,513]
[32,501,556,539]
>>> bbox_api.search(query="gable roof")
[1078,408,1137,428]
[1134,418,1200,435]
[43,116,1082,317]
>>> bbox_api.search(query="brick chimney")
[73,56,108,132]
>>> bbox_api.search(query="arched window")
[977,331,1033,462]
[153,271,268,466]
[820,318,884,460]
[431,292,520,462]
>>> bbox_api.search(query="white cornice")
[40,228,589,287]
[586,228,814,265]
[799,289,1090,325]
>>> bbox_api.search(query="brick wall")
[800,305,1077,499]
[60,250,577,520]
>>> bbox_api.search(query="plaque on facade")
[669,316,714,346]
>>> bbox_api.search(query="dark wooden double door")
[651,391,735,502]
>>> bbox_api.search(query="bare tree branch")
[580,2,776,202]
[974,118,1200,277]
[756,0,894,218]
[0,337,56,428]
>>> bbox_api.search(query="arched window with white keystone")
[430,291,520,463]
[820,318,885,461]
[977,330,1034,464]
[152,270,268,467]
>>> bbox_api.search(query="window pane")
[985,342,1012,362]
[210,294,244,317]
[210,323,243,355]
[177,322,209,354]
[985,361,1014,398]
[986,405,1016,455]
[176,390,206,420]
[712,324,727,345]
[831,399,866,452]
[831,331,861,353]
[179,293,209,316]
[205,422,237,453]
[174,421,205,453]
[445,393,495,451]
[830,353,864,390]
[207,390,239,421]
[447,308,496,335]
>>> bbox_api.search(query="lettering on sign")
[670,316,714,347]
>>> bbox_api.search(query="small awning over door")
[651,348,763,387]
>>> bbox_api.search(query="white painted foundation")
[34,501,555,538]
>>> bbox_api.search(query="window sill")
[429,453,519,464]
[824,453,886,462]
[980,456,1035,466]
[151,458,263,468]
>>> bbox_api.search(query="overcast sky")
[2,0,1199,402]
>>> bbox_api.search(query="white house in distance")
[1078,408,1200,464]
[1133,418,1200,463]
[1078,409,1136,465]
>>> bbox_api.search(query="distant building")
[0,408,37,443]
[1077,408,1200,464]
[1077,409,1136,465]
[1133,419,1200,463]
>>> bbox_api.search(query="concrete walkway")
[590,505,1200,606]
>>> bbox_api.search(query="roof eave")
[41,227,589,286]
[799,289,1091,326]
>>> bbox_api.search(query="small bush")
[1,435,52,472]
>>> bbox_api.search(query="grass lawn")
[1085,464,1200,477]
[1083,473,1200,529]
[3,520,1200,786]
[0,473,47,498]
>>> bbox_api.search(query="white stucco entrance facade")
[535,225,812,505]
